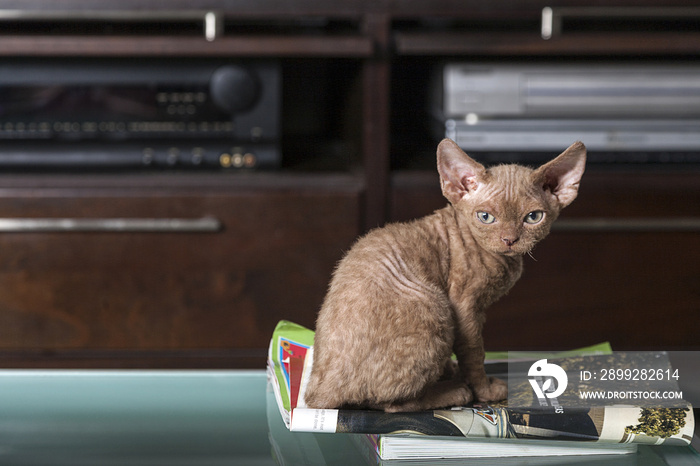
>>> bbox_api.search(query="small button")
[191,148,204,165]
[142,148,154,165]
[243,153,256,168]
[167,148,179,165]
[220,153,232,168]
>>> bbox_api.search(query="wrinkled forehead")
[475,164,541,203]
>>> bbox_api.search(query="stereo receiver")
[0,59,280,169]
[434,63,700,164]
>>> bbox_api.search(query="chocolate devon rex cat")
[305,138,586,413]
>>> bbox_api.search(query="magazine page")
[267,321,695,446]
[267,320,315,428]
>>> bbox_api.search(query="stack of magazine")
[267,320,695,461]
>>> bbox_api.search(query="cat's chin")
[501,250,523,257]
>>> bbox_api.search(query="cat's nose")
[501,237,519,247]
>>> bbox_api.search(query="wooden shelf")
[394,31,700,56]
[0,171,365,194]
[0,349,268,369]
[0,34,374,57]
[0,0,375,18]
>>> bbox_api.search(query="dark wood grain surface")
[0,173,363,367]
[0,0,698,366]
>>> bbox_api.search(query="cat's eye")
[524,211,544,224]
[476,211,496,224]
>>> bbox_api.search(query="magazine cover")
[267,320,695,447]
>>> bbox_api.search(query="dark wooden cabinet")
[0,0,697,367]
[0,174,362,367]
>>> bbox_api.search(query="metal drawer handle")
[541,6,700,39]
[0,217,222,233]
[552,218,700,233]
[0,10,223,41]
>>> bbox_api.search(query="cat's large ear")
[533,141,587,209]
[437,139,488,204]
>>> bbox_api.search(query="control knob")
[209,65,261,114]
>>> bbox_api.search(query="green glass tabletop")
[0,369,367,465]
[0,369,696,465]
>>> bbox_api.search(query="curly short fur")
[305,139,586,412]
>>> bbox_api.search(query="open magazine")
[267,320,695,450]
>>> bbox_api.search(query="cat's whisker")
[526,250,538,261]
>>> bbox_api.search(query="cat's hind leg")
[384,379,473,413]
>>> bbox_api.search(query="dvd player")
[435,63,700,163]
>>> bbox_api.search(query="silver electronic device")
[435,63,700,164]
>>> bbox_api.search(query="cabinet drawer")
[0,174,362,367]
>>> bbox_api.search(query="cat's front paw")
[473,376,508,402]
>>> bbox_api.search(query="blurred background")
[0,0,697,369]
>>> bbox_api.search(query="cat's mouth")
[499,245,530,256]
